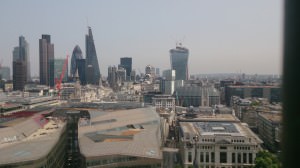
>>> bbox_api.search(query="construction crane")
[55,55,69,97]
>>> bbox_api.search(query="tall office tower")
[71,45,83,77]
[12,36,29,91]
[120,57,132,80]
[54,59,68,82]
[77,59,86,85]
[170,43,189,80]
[39,34,54,87]
[85,27,100,84]
[19,36,30,81]
[107,66,117,90]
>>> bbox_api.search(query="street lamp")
[193,135,199,168]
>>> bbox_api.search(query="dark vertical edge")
[282,0,300,167]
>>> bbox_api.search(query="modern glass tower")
[170,44,189,80]
[12,36,30,90]
[71,45,83,77]
[120,57,132,80]
[19,36,30,81]
[85,26,100,84]
[39,34,54,87]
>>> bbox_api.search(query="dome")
[71,45,83,77]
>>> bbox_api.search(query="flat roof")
[259,112,282,123]
[180,121,262,143]
[78,107,162,160]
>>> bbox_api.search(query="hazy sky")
[0,0,283,77]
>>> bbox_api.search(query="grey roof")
[0,115,66,165]
[78,107,162,160]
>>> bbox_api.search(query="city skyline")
[0,0,283,76]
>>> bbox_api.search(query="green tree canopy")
[255,150,281,168]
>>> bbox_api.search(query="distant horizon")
[0,0,283,76]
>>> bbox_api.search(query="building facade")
[152,94,175,111]
[0,67,10,80]
[179,115,262,168]
[77,59,86,85]
[119,57,132,80]
[54,59,68,83]
[12,36,30,90]
[170,44,189,80]
[257,112,281,152]
[39,34,54,87]
[71,45,83,78]
[175,86,220,107]
[225,85,281,106]
[85,27,100,85]
[19,36,30,81]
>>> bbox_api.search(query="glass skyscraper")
[170,44,189,80]
[85,27,100,84]
[120,57,132,80]
[19,36,30,81]
[39,34,54,87]
[71,45,83,77]
[12,36,30,90]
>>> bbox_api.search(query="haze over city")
[0,0,282,76]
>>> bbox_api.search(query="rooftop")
[0,113,66,165]
[259,112,282,123]
[180,121,262,143]
[78,107,162,160]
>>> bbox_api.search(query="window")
[232,153,236,163]
[249,153,253,163]
[188,152,192,162]
[206,152,209,162]
[200,152,204,162]
[220,152,227,163]
[238,153,241,163]
[243,153,247,163]
[220,146,227,150]
[211,152,215,163]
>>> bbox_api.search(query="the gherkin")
[70,45,83,77]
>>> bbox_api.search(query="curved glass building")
[170,44,189,80]
[71,45,83,77]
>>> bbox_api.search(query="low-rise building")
[0,112,67,167]
[175,86,220,107]
[179,114,262,168]
[78,107,163,168]
[257,112,282,152]
[152,94,175,111]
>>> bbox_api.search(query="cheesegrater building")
[85,27,101,85]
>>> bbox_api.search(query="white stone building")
[179,114,262,168]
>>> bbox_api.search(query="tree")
[255,150,281,168]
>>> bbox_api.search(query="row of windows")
[187,152,254,164]
[234,146,251,150]
[199,146,213,150]
[231,139,245,143]
[232,153,253,164]
[202,138,215,142]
